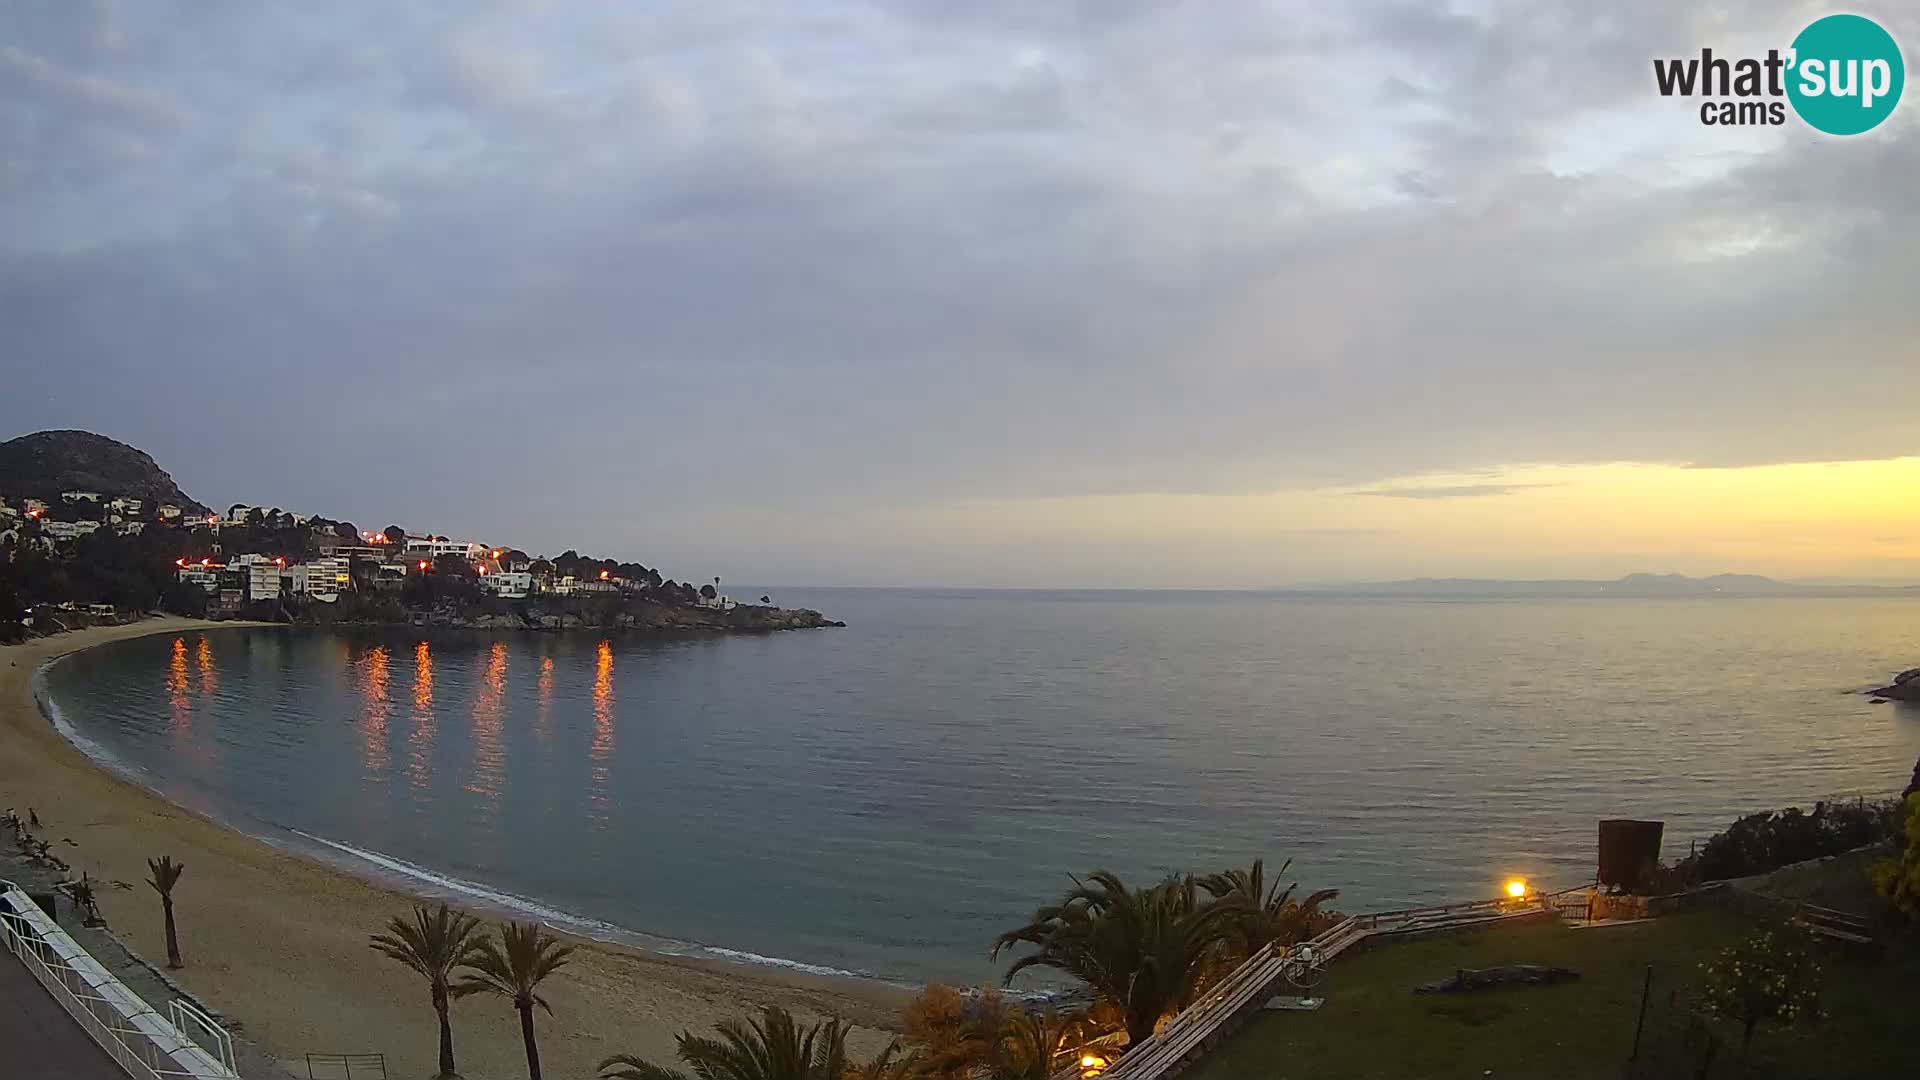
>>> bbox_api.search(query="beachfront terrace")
[2,880,240,1079]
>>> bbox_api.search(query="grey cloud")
[0,1,1915,579]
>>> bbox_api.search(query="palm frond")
[597,1053,690,1080]
[146,855,185,897]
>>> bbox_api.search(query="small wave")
[284,829,899,986]
[34,658,154,786]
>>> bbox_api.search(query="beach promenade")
[0,943,125,1079]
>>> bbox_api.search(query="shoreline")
[2,617,910,1078]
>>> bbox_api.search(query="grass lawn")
[1189,852,1914,1080]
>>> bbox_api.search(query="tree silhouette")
[147,856,186,968]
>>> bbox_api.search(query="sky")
[2,1,1916,587]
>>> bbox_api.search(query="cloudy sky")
[3,1,1916,586]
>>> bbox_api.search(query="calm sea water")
[38,592,1920,986]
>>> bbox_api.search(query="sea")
[35,590,1920,988]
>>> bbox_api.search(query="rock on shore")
[1867,666,1920,701]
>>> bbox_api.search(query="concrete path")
[0,941,129,1079]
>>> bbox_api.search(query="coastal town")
[4,490,737,611]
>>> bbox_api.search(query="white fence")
[0,882,239,1079]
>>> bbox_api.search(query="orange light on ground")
[201,558,211,566]
[1079,1053,1110,1077]
[600,570,610,580]
[274,557,285,566]
[476,564,488,574]
[176,558,186,567]
[1506,879,1528,899]
[418,561,429,571]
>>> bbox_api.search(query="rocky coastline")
[273,593,845,634]
[1867,666,1920,702]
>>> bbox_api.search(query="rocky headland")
[279,593,844,634]
[1867,666,1920,702]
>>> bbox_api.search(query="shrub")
[1693,926,1822,1069]
[1869,793,1920,919]
[1688,799,1897,882]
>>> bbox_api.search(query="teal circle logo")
[1787,14,1904,135]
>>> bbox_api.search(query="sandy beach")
[2,618,910,1079]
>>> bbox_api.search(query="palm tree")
[991,871,1241,1048]
[454,921,575,1080]
[368,903,486,1079]
[598,1005,850,1080]
[1196,859,1340,960]
[147,856,185,968]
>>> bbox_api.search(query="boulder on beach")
[1867,667,1920,701]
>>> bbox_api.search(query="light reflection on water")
[408,641,434,803]
[467,643,509,818]
[588,640,615,831]
[361,645,391,780]
[42,593,1920,985]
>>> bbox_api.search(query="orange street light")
[274,557,285,566]
[599,570,610,580]
[492,550,503,559]
[1505,879,1528,899]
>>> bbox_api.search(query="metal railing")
[304,1052,389,1078]
[170,998,239,1074]
[1,883,238,1079]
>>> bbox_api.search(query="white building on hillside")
[157,504,182,521]
[108,497,144,514]
[290,557,351,602]
[23,498,47,514]
[229,554,283,601]
[177,561,224,592]
[477,570,533,599]
[404,537,486,561]
[44,520,101,541]
[61,491,102,504]
[116,521,147,535]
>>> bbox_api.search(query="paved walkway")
[0,941,127,1079]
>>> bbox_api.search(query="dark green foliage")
[1688,800,1897,882]
[992,870,1242,1047]
[1196,858,1340,959]
[456,921,576,1080]
[369,903,488,1079]
[1869,793,1920,918]
[598,1005,851,1080]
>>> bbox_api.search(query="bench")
[1791,903,1874,947]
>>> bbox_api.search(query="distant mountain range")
[1296,573,1920,598]
[0,430,210,515]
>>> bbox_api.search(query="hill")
[0,430,209,515]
